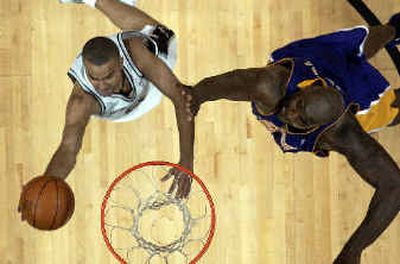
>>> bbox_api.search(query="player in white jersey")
[41,0,195,199]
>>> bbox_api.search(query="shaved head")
[277,84,345,130]
[82,37,119,65]
[303,85,345,125]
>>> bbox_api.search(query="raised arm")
[317,111,400,263]
[191,65,288,116]
[95,0,160,31]
[127,37,194,198]
[44,84,100,179]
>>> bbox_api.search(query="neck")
[119,73,132,96]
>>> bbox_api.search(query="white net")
[102,163,215,264]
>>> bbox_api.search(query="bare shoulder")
[124,24,174,55]
[123,33,182,102]
[316,108,371,155]
[247,64,289,112]
[124,36,148,58]
[65,82,101,125]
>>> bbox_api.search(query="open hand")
[161,166,193,199]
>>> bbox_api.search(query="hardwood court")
[1,0,400,263]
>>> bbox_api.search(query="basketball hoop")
[101,161,216,263]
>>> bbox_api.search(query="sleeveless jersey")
[68,25,177,122]
[251,26,398,157]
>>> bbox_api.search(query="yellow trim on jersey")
[355,87,399,132]
[297,78,327,89]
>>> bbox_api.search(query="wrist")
[179,159,193,170]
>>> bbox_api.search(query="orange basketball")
[18,176,75,231]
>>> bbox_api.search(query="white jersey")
[68,25,177,122]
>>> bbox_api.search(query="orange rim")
[101,161,216,264]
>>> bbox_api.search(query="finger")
[168,179,178,194]
[177,175,189,200]
[184,178,192,198]
[21,211,26,221]
[18,194,24,213]
[185,107,194,116]
[176,182,184,199]
[183,177,192,199]
[174,174,183,199]
[20,202,28,221]
[17,197,22,212]
[185,94,193,101]
[161,172,173,182]
[185,107,192,114]
[177,183,186,199]
[161,168,176,182]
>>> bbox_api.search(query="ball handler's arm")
[317,111,400,262]
[44,84,100,179]
[95,0,160,31]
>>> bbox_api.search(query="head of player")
[82,37,124,97]
[277,83,345,130]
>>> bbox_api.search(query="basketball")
[18,176,75,231]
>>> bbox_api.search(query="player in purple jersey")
[186,14,400,264]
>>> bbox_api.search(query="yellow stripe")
[356,88,398,132]
[297,78,327,89]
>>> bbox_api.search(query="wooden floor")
[1,0,400,263]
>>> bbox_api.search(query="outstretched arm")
[318,111,400,263]
[127,37,194,198]
[95,0,160,31]
[191,65,286,116]
[44,84,99,179]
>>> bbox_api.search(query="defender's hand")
[181,86,200,119]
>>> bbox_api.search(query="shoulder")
[251,64,291,113]
[66,82,101,123]
[124,25,175,55]
[316,106,369,155]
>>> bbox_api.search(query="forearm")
[193,67,275,103]
[96,0,158,31]
[44,145,78,179]
[322,114,400,259]
[340,144,400,253]
[337,187,400,256]
[175,104,195,170]
[193,70,249,103]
